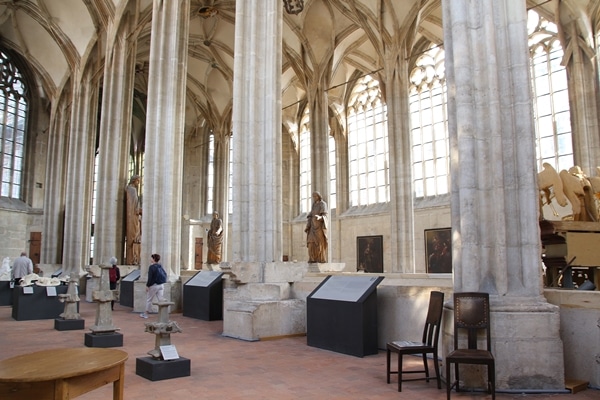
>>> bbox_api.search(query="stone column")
[213,131,230,261]
[94,17,138,265]
[41,97,69,264]
[231,0,282,263]
[562,21,600,175]
[381,55,414,273]
[62,67,99,276]
[140,0,190,277]
[308,84,330,201]
[443,0,564,390]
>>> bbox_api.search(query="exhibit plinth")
[307,275,384,357]
[0,281,13,306]
[136,357,191,381]
[119,269,140,307]
[183,271,224,320]
[84,332,124,348]
[55,318,85,331]
[12,285,67,321]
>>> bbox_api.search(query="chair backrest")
[422,291,445,348]
[452,292,491,351]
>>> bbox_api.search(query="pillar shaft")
[141,0,190,276]
[231,0,283,263]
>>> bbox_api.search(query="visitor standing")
[140,253,166,318]
[12,252,33,285]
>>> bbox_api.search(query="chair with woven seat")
[446,292,495,400]
[386,290,444,392]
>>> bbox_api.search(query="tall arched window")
[206,133,215,214]
[528,10,573,171]
[0,50,28,199]
[409,45,449,199]
[299,108,312,213]
[347,75,389,206]
[329,135,336,210]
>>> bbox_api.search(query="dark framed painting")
[357,235,383,273]
[425,228,452,273]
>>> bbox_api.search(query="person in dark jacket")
[108,257,120,310]
[140,253,166,318]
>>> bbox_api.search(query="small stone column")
[84,264,123,347]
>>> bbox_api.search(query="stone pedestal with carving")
[55,277,84,331]
[85,264,122,347]
[136,301,188,381]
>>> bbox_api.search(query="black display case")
[0,281,13,306]
[119,269,140,307]
[307,275,384,357]
[182,271,224,321]
[12,285,68,321]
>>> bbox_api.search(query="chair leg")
[433,354,441,389]
[446,361,451,400]
[397,353,403,392]
[489,363,496,400]
[454,363,460,392]
[386,349,391,384]
[422,353,430,382]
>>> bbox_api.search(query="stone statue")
[125,175,142,265]
[305,191,328,263]
[207,211,223,264]
[0,257,11,281]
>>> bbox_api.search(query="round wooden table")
[0,348,128,399]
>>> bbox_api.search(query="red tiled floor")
[0,301,598,399]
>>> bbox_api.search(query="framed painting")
[425,228,452,273]
[357,235,383,273]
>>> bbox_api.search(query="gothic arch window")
[206,132,215,214]
[347,75,389,206]
[329,135,336,210]
[528,10,573,171]
[299,108,311,213]
[0,50,28,199]
[409,45,449,199]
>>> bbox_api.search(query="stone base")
[136,357,191,381]
[54,318,85,331]
[84,332,123,348]
[222,299,305,341]
[443,297,565,391]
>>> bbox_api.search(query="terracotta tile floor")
[1,301,598,400]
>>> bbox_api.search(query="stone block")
[222,299,306,341]
[263,262,308,282]
[229,282,291,301]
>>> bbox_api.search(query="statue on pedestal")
[207,211,223,264]
[126,175,142,264]
[305,191,328,263]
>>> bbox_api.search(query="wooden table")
[0,348,128,399]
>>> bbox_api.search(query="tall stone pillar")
[62,68,99,276]
[562,21,600,175]
[231,0,282,263]
[308,84,330,201]
[41,98,70,264]
[443,0,564,390]
[213,131,230,261]
[140,0,190,277]
[381,56,414,273]
[94,16,139,266]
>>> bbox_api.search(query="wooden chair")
[386,290,444,392]
[446,292,495,400]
